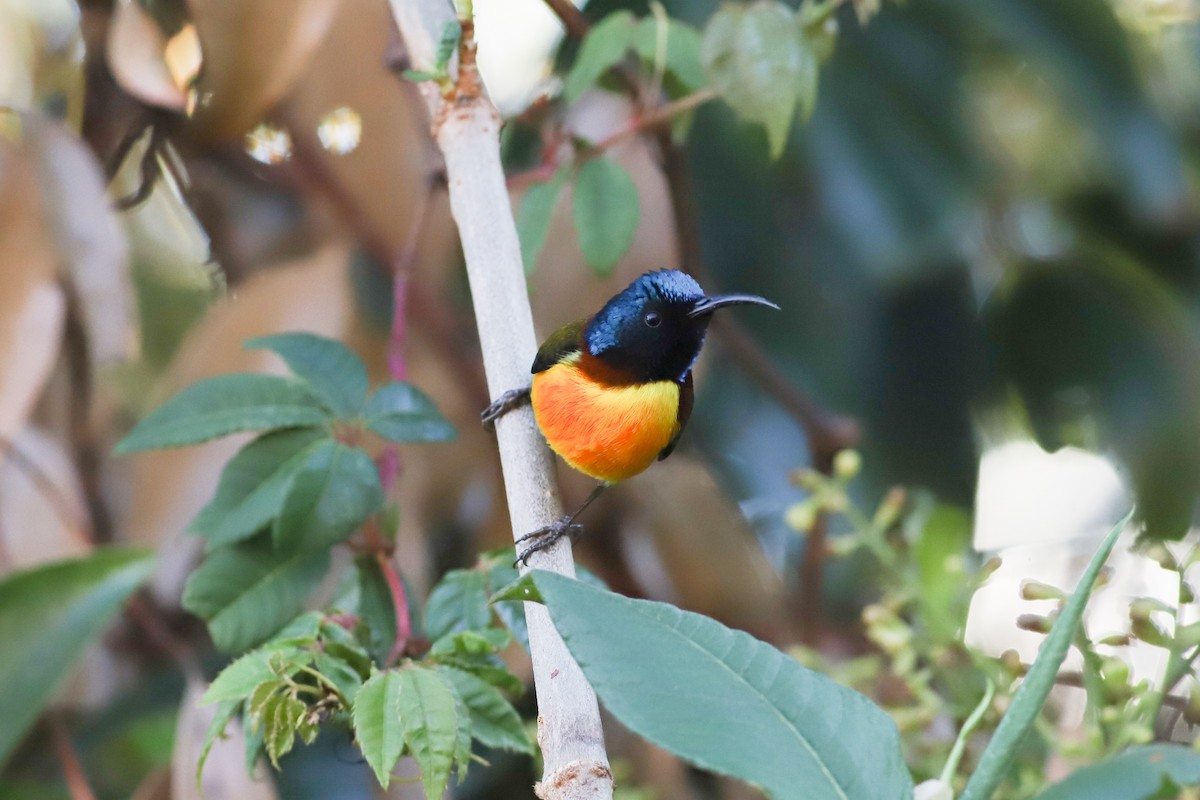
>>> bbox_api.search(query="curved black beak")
[687,293,780,318]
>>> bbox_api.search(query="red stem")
[50,714,97,800]
[378,548,413,666]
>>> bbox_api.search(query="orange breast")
[531,358,681,484]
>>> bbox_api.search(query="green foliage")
[960,510,1132,800]
[1031,744,1200,799]
[529,570,914,800]
[247,333,370,417]
[562,11,704,103]
[572,156,641,276]
[271,441,383,549]
[0,548,153,767]
[353,670,407,786]
[395,665,470,798]
[424,568,492,641]
[364,381,457,443]
[403,19,463,86]
[701,1,820,158]
[516,166,570,273]
[114,373,329,453]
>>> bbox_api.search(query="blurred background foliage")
[2,0,1200,797]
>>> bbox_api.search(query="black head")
[583,270,778,383]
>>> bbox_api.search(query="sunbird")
[482,269,778,563]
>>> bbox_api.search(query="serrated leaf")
[425,569,491,641]
[398,665,463,800]
[631,16,707,95]
[701,2,818,158]
[364,382,457,443]
[517,167,570,274]
[202,646,308,705]
[960,510,1133,800]
[1031,744,1200,800]
[437,657,524,697]
[243,704,264,774]
[248,680,286,730]
[272,441,383,550]
[264,693,305,766]
[429,628,512,660]
[182,539,331,652]
[531,570,913,800]
[438,666,533,755]
[196,699,239,790]
[353,670,406,788]
[312,651,365,704]
[563,10,637,103]
[191,428,328,550]
[246,332,370,417]
[266,611,324,647]
[115,373,329,453]
[572,156,641,276]
[0,547,153,768]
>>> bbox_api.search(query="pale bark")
[384,2,614,798]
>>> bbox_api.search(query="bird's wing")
[657,370,694,462]
[531,318,586,374]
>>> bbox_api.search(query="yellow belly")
[531,361,680,483]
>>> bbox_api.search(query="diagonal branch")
[385,1,613,798]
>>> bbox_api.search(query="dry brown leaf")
[0,136,66,441]
[188,0,342,141]
[0,425,91,573]
[107,0,188,111]
[20,111,134,368]
[175,677,279,800]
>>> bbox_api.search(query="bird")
[482,269,779,564]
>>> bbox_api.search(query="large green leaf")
[272,441,383,550]
[191,428,328,550]
[115,374,329,453]
[516,167,570,274]
[437,666,532,755]
[530,571,913,800]
[424,569,491,641]
[352,669,406,788]
[182,539,331,652]
[562,11,637,103]
[701,1,818,158]
[960,510,1133,800]
[246,333,370,417]
[202,646,310,705]
[631,16,706,96]
[1032,744,1200,800]
[364,382,456,444]
[572,156,640,276]
[0,548,153,767]
[398,665,466,800]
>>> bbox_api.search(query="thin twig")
[0,437,89,540]
[542,0,590,39]
[50,714,97,800]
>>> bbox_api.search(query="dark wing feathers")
[532,318,586,374]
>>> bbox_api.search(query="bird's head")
[583,269,778,383]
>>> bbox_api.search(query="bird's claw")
[513,517,584,566]
[481,388,531,432]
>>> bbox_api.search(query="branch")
[385,2,613,797]
[542,0,590,39]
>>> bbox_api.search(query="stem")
[541,0,590,39]
[379,548,413,666]
[940,680,995,784]
[50,714,97,800]
[386,2,612,797]
[592,88,717,153]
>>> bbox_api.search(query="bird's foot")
[481,388,531,432]
[513,516,583,566]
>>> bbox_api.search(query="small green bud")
[1017,612,1057,634]
[785,500,818,533]
[978,557,1003,582]
[872,487,907,531]
[833,449,862,480]
[1137,540,1179,572]
[1020,580,1066,601]
[1130,616,1171,648]
[1096,633,1131,647]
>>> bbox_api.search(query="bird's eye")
[644,312,662,328]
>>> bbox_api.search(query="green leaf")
[0,547,153,768]
[429,628,512,659]
[516,167,570,274]
[438,666,533,755]
[632,16,707,95]
[563,10,637,103]
[364,382,457,444]
[353,670,406,788]
[190,428,328,550]
[272,442,383,550]
[196,699,239,789]
[312,651,365,704]
[115,373,329,453]
[530,570,913,800]
[246,333,370,417]
[434,19,462,72]
[355,556,399,666]
[182,539,331,652]
[960,509,1134,800]
[1031,744,1200,800]
[398,665,464,800]
[572,156,641,276]
[913,504,972,641]
[264,693,306,766]
[425,569,491,641]
[202,646,308,705]
[701,1,818,158]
